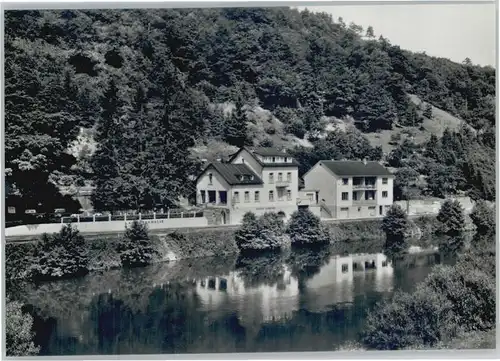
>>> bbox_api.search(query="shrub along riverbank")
[358,200,496,350]
[5,214,442,282]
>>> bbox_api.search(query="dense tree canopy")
[5,8,496,211]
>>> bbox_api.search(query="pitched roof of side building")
[311,160,393,177]
[228,147,299,167]
[196,162,263,186]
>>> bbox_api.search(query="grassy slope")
[189,95,469,162]
[365,94,467,154]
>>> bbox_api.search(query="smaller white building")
[303,160,394,219]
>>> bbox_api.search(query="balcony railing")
[353,199,377,205]
[353,183,377,189]
[275,180,291,188]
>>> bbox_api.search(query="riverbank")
[5,216,449,281]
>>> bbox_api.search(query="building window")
[200,190,206,203]
[308,193,314,201]
[269,190,274,202]
[342,264,349,273]
[269,173,274,183]
[353,192,358,201]
[382,191,388,198]
[272,157,276,162]
[287,190,292,201]
[382,177,388,184]
[255,191,260,202]
[286,157,291,163]
[341,207,349,211]
[382,260,388,267]
[208,173,213,184]
[287,172,292,182]
[342,178,348,185]
[244,191,250,203]
[342,192,349,201]
[278,172,283,182]
[234,192,240,203]
[242,158,245,163]
[365,191,375,200]
[368,206,376,210]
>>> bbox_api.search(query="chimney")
[216,158,222,163]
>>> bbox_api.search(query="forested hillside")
[4,8,496,212]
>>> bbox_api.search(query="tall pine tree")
[91,78,122,212]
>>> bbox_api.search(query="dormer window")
[272,157,276,162]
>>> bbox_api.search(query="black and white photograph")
[2,1,497,357]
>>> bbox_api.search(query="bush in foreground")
[30,224,89,280]
[6,298,40,356]
[362,243,495,350]
[118,221,158,267]
[286,209,330,246]
[235,212,286,253]
[363,286,456,350]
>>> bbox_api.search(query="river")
[12,246,450,355]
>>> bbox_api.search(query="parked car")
[54,208,66,217]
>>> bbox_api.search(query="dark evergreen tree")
[469,200,495,236]
[224,99,249,147]
[436,199,465,237]
[118,220,158,267]
[90,78,122,212]
[381,205,409,255]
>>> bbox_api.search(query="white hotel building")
[195,147,319,225]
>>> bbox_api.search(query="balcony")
[352,183,377,190]
[353,199,377,206]
[275,180,291,188]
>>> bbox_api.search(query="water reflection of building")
[304,253,394,312]
[194,266,300,325]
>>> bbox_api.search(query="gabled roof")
[318,161,393,177]
[252,147,290,157]
[197,162,263,186]
[228,147,299,168]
